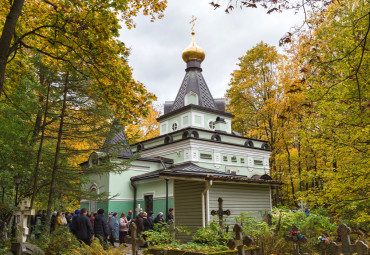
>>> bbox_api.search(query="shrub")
[70,239,129,255]
[144,223,190,245]
[192,220,231,246]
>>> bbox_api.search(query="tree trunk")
[285,144,296,204]
[298,140,302,192]
[31,82,51,208]
[46,72,69,218]
[0,0,25,94]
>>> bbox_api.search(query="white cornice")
[141,139,270,158]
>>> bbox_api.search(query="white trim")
[192,112,204,128]
[181,113,191,128]
[184,91,198,106]
[208,120,215,131]
[160,121,168,135]
[109,195,174,202]
[140,191,155,200]
[129,165,151,172]
[141,139,271,158]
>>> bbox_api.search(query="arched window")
[137,143,144,151]
[211,134,221,142]
[244,140,254,148]
[262,142,270,150]
[164,135,173,144]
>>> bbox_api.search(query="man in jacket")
[135,211,145,235]
[94,209,109,246]
[70,209,80,235]
[75,208,94,245]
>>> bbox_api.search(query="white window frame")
[171,121,179,132]
[208,120,215,131]
[184,91,198,106]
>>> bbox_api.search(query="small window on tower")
[172,122,178,131]
[208,120,215,130]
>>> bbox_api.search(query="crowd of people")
[31,207,174,248]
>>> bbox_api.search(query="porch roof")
[130,162,282,185]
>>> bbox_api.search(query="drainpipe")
[159,158,169,221]
[201,180,213,227]
[165,178,169,222]
[131,180,137,219]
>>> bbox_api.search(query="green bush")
[144,223,190,245]
[32,226,80,255]
[192,220,231,246]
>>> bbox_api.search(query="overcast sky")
[119,1,304,108]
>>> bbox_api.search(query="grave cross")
[298,200,307,211]
[284,226,307,255]
[328,224,369,255]
[124,223,146,255]
[135,204,142,214]
[13,198,35,243]
[13,199,35,244]
[227,224,254,255]
[211,197,231,228]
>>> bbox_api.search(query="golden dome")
[182,32,205,63]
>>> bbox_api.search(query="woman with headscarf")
[154,212,165,224]
[108,212,119,246]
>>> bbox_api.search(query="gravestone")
[124,222,145,255]
[13,199,35,243]
[135,204,142,214]
[284,225,307,255]
[211,197,230,228]
[328,224,369,255]
[298,201,307,212]
[227,224,254,255]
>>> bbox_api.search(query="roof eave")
[157,104,234,122]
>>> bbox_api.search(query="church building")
[80,30,281,239]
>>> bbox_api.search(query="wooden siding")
[174,180,204,242]
[209,183,271,222]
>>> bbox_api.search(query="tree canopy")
[227,0,369,228]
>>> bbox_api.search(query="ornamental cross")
[211,197,230,229]
[227,224,253,255]
[298,200,307,211]
[328,224,369,255]
[189,15,197,32]
[13,198,35,243]
[124,223,146,255]
[284,226,307,255]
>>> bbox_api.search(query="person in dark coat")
[94,209,109,244]
[108,212,119,246]
[143,212,152,231]
[166,208,174,224]
[148,211,154,230]
[50,211,57,233]
[154,212,164,224]
[75,208,94,246]
[70,209,80,235]
[135,211,145,235]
